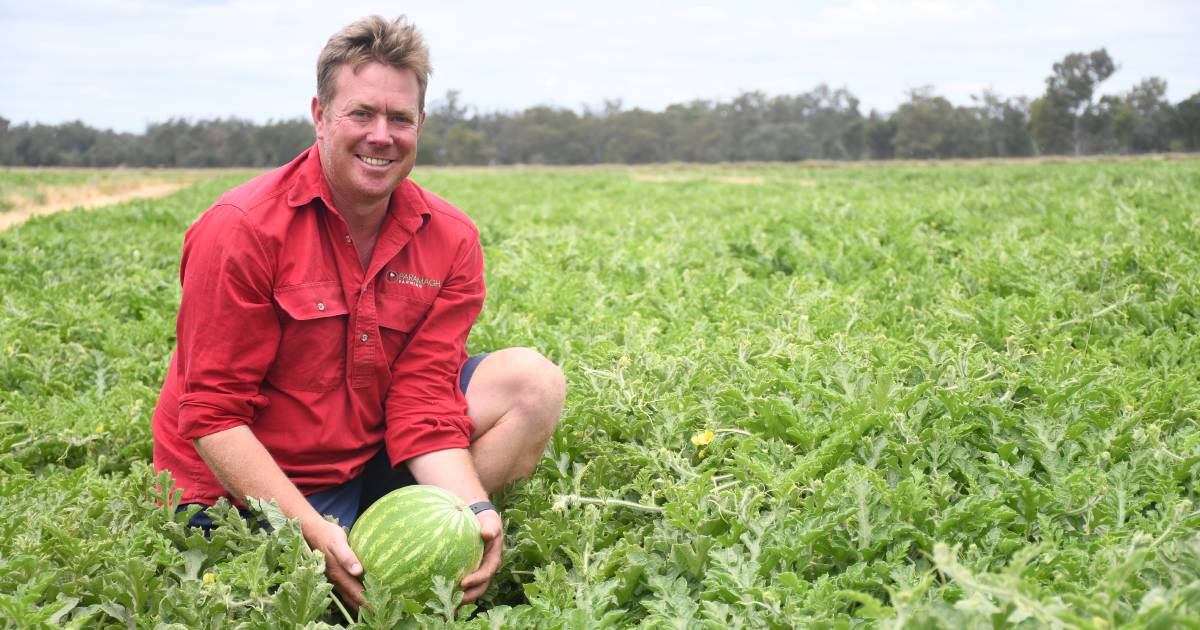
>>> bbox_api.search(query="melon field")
[1,158,1198,628]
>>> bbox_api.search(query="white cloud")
[817,0,998,35]
[682,6,730,23]
[1,0,1197,131]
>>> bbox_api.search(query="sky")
[2,0,1198,133]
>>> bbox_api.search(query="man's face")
[312,62,424,212]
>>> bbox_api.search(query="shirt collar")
[286,143,430,234]
[388,178,432,235]
[285,143,334,211]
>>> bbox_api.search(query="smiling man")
[151,15,565,608]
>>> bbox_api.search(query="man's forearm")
[405,448,490,504]
[193,425,326,534]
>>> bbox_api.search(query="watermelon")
[349,484,484,600]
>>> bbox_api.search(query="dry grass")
[0,168,259,232]
[0,181,195,232]
[0,174,198,232]
[629,173,769,185]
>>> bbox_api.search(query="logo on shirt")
[386,270,442,288]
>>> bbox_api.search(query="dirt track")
[0,182,193,232]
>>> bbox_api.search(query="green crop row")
[1,159,1198,628]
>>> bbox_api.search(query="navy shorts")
[181,352,489,532]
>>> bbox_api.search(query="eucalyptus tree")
[1030,49,1116,155]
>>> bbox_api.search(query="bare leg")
[465,347,566,494]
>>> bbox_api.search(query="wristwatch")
[469,501,497,515]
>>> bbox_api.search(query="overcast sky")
[2,0,1197,133]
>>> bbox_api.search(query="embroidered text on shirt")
[386,270,442,288]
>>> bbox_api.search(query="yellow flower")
[690,430,715,446]
[95,424,105,434]
[203,572,216,584]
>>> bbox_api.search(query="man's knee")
[505,347,565,433]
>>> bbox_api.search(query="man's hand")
[460,509,503,603]
[304,517,366,610]
[406,448,502,602]
[195,426,367,606]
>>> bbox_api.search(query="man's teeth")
[359,156,391,166]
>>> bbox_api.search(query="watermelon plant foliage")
[0,159,1198,627]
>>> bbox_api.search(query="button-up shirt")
[152,144,485,505]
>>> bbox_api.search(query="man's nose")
[367,115,392,144]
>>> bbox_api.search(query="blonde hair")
[317,15,432,112]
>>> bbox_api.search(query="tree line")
[3,49,1198,168]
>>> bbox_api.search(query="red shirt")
[152,145,485,505]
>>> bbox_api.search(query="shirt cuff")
[386,415,475,466]
[177,392,268,440]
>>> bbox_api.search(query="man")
[151,15,565,608]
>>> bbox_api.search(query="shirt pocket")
[268,282,348,392]
[378,295,432,366]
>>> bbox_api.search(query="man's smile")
[357,155,394,167]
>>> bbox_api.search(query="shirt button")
[360,333,369,343]
[345,235,353,244]
[387,271,397,279]
[316,302,326,312]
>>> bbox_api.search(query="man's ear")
[311,96,325,139]
[417,111,426,135]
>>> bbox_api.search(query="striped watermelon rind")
[349,484,484,600]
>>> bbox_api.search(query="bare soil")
[0,181,193,232]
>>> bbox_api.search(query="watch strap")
[469,501,497,515]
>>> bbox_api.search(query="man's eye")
[390,115,412,126]
[350,111,371,120]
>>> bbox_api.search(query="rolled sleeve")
[384,234,485,464]
[175,204,280,440]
